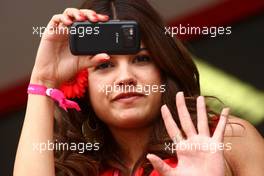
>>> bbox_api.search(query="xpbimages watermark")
[98,84,166,95]
[164,141,232,154]
[32,140,100,154]
[165,24,232,38]
[32,25,100,37]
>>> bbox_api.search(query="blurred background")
[0,0,264,175]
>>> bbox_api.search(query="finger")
[57,22,68,35]
[212,108,229,142]
[78,53,110,70]
[50,14,72,27]
[46,14,73,37]
[146,154,172,176]
[56,15,73,33]
[47,14,64,29]
[161,105,184,142]
[79,9,101,22]
[46,14,70,36]
[80,9,109,22]
[176,91,197,138]
[197,96,210,136]
[96,14,109,21]
[63,8,86,21]
[60,14,73,25]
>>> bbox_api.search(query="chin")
[111,109,152,128]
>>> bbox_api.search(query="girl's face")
[88,44,162,128]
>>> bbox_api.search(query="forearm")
[13,8,102,175]
[13,80,56,176]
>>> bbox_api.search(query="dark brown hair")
[54,0,218,175]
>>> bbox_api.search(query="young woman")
[14,0,264,176]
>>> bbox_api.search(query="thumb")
[78,53,110,71]
[146,154,172,176]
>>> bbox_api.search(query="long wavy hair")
[54,0,219,175]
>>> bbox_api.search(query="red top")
[100,158,178,176]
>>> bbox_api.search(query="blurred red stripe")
[0,81,28,117]
[169,0,264,40]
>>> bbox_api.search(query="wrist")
[30,76,58,88]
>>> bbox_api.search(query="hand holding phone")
[30,8,111,88]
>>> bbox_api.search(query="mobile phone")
[69,20,140,55]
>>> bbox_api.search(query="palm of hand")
[173,136,225,176]
[147,92,229,176]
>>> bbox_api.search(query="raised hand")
[147,92,229,176]
[31,8,110,87]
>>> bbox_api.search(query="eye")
[95,61,113,70]
[133,55,151,63]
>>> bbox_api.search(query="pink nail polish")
[79,12,85,17]
[99,58,109,62]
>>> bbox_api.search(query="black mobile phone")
[69,20,140,55]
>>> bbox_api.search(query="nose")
[115,63,137,87]
[116,77,137,87]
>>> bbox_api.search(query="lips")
[112,92,145,102]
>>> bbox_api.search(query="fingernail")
[161,104,168,110]
[103,15,109,19]
[79,12,85,17]
[197,96,204,102]
[146,154,152,159]
[177,91,184,96]
[99,58,110,62]
[91,17,98,22]
[78,16,85,20]
[222,108,230,117]
[102,54,110,59]
[92,14,98,19]
[100,59,108,62]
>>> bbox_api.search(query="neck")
[108,124,153,170]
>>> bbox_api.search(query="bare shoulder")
[223,115,264,176]
[224,116,264,138]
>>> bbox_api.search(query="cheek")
[136,66,162,86]
[131,66,163,119]
[88,71,112,99]
[88,77,101,99]
[142,67,163,117]
[87,74,113,121]
[148,89,162,115]
[87,72,117,118]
